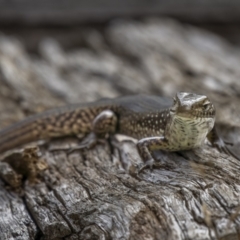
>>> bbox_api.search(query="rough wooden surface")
[0,18,240,240]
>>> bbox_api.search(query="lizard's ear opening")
[170,97,178,113]
[173,94,181,106]
[173,97,177,105]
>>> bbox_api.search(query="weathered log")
[0,19,240,240]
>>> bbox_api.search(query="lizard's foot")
[207,126,239,160]
[138,158,164,174]
[136,136,168,174]
[68,133,106,153]
[211,137,239,160]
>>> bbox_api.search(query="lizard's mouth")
[174,103,215,119]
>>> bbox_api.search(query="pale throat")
[166,115,215,151]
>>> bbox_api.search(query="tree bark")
[0,18,240,240]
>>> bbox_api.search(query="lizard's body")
[0,93,236,164]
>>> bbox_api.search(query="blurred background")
[2,0,240,48]
[0,0,240,148]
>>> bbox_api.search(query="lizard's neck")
[165,114,215,151]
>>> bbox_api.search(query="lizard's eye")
[202,102,210,111]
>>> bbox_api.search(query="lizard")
[0,92,238,169]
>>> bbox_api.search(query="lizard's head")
[166,92,216,150]
[170,92,215,118]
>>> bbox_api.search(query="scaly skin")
[0,93,237,163]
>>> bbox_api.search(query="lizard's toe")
[138,159,163,174]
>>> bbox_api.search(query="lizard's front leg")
[207,126,239,160]
[137,136,170,172]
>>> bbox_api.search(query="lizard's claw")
[223,140,234,146]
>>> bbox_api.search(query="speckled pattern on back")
[119,110,170,139]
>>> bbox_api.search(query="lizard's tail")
[0,120,40,154]
[0,106,96,154]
